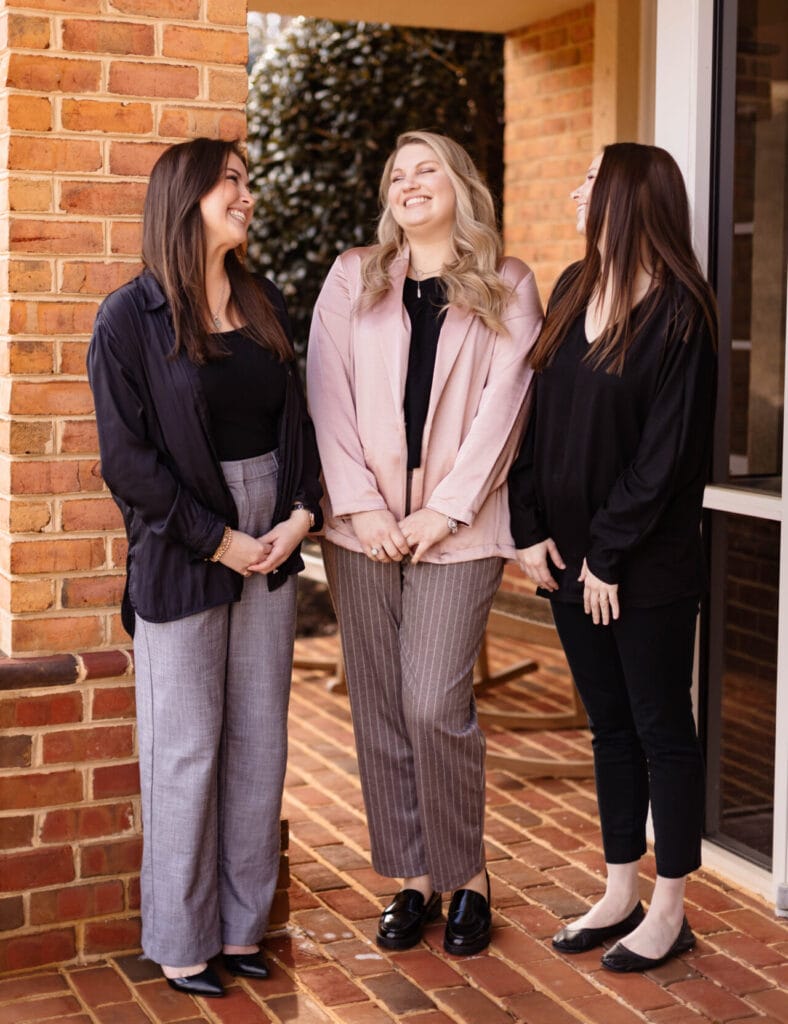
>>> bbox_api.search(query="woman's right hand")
[217,529,272,577]
[515,538,565,592]
[351,510,411,563]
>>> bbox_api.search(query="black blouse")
[198,329,287,461]
[403,276,447,469]
[508,276,717,607]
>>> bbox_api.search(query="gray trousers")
[133,451,297,966]
[322,542,502,892]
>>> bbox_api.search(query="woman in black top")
[88,139,321,997]
[509,143,717,973]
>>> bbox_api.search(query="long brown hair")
[141,138,292,364]
[530,143,718,374]
[360,131,512,334]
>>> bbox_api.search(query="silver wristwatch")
[291,502,315,530]
[446,516,459,535]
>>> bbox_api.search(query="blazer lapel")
[424,303,474,429]
[357,249,474,440]
[364,251,411,408]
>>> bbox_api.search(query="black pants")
[551,597,704,879]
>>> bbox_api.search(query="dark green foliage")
[246,18,503,356]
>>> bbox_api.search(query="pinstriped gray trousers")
[133,451,296,966]
[322,541,503,892]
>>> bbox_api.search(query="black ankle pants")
[551,597,704,879]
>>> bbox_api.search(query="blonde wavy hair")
[360,131,512,334]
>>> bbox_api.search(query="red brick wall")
[503,4,594,304]
[0,0,248,660]
[0,653,141,972]
[0,0,258,974]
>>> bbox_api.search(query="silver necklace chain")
[211,277,229,330]
[410,264,444,299]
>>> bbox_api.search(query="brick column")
[0,0,253,973]
[0,0,248,659]
[503,4,594,303]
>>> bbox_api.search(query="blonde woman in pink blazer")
[307,131,542,956]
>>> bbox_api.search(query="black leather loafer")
[376,889,442,950]
[443,872,491,956]
[552,901,645,953]
[602,916,696,972]
[165,964,224,998]
[222,951,270,979]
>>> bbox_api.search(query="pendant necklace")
[211,277,229,330]
[411,264,444,299]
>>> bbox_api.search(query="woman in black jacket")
[88,138,322,998]
[509,143,717,973]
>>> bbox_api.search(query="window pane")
[726,0,787,490]
[705,511,777,864]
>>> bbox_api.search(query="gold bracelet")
[209,525,233,562]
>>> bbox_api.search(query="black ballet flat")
[443,871,492,957]
[552,901,645,954]
[376,889,442,950]
[602,916,696,972]
[165,964,224,997]
[222,951,270,979]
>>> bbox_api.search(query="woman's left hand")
[247,510,311,575]
[398,509,452,564]
[579,558,620,625]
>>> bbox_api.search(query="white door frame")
[653,0,787,912]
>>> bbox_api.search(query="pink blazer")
[306,246,543,562]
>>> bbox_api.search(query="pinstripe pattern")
[322,542,502,892]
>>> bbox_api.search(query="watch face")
[293,503,314,529]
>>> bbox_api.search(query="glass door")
[705,0,788,874]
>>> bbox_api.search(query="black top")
[508,270,716,607]
[198,329,287,461]
[87,272,323,634]
[403,276,447,469]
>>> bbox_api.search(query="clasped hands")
[351,508,451,565]
[515,539,620,625]
[217,511,312,577]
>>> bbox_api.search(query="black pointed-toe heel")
[552,901,646,954]
[222,951,270,979]
[443,870,492,956]
[376,889,442,950]
[601,916,696,972]
[164,964,225,998]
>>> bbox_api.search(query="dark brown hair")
[530,143,718,374]
[141,138,292,364]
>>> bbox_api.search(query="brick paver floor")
[1,633,786,1023]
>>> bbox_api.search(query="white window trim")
[654,0,788,914]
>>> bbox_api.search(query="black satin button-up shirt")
[87,271,322,634]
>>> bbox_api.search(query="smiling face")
[387,142,457,242]
[571,152,602,236]
[198,151,253,254]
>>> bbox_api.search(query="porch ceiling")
[246,0,580,33]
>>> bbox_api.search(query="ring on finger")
[370,546,380,557]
